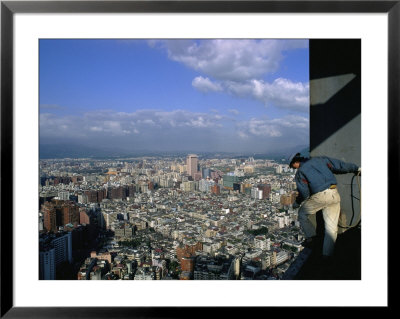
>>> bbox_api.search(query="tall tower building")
[62,201,79,226]
[234,256,242,279]
[52,232,73,265]
[186,154,199,179]
[39,247,55,280]
[43,202,57,233]
[181,257,195,273]
[257,184,271,200]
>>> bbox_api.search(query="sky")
[39,39,309,155]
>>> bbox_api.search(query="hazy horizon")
[40,39,310,155]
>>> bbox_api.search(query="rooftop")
[292,225,361,280]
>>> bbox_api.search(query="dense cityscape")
[39,153,308,281]
[38,39,312,281]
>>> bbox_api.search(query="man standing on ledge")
[289,152,360,259]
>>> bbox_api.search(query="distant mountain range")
[40,144,141,159]
[39,143,308,160]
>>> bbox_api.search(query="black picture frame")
[1,0,395,317]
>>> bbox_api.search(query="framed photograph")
[1,0,395,316]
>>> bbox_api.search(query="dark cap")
[289,153,303,168]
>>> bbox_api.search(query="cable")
[349,171,361,226]
[338,171,361,229]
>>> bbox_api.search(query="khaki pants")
[298,188,341,256]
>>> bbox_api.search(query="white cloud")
[104,120,121,130]
[40,109,225,140]
[237,115,309,139]
[40,113,86,138]
[40,109,309,153]
[224,78,309,112]
[270,115,309,128]
[150,40,309,113]
[192,76,222,92]
[159,39,307,82]
[90,126,103,132]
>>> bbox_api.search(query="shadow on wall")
[310,39,361,151]
[309,39,361,235]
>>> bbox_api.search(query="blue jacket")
[295,156,359,204]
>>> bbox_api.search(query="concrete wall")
[309,39,361,234]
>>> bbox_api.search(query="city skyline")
[39,154,303,281]
[40,39,309,155]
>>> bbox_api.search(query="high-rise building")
[223,174,242,189]
[176,242,203,261]
[251,187,263,200]
[257,184,271,200]
[107,186,126,200]
[202,167,210,179]
[233,183,241,192]
[79,208,90,225]
[180,181,196,192]
[52,232,73,265]
[39,247,55,280]
[193,172,202,181]
[58,191,70,201]
[211,184,220,195]
[39,231,73,280]
[186,154,199,179]
[62,201,79,226]
[43,202,57,233]
[181,257,195,273]
[42,200,79,232]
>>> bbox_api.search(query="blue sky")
[40,39,309,154]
